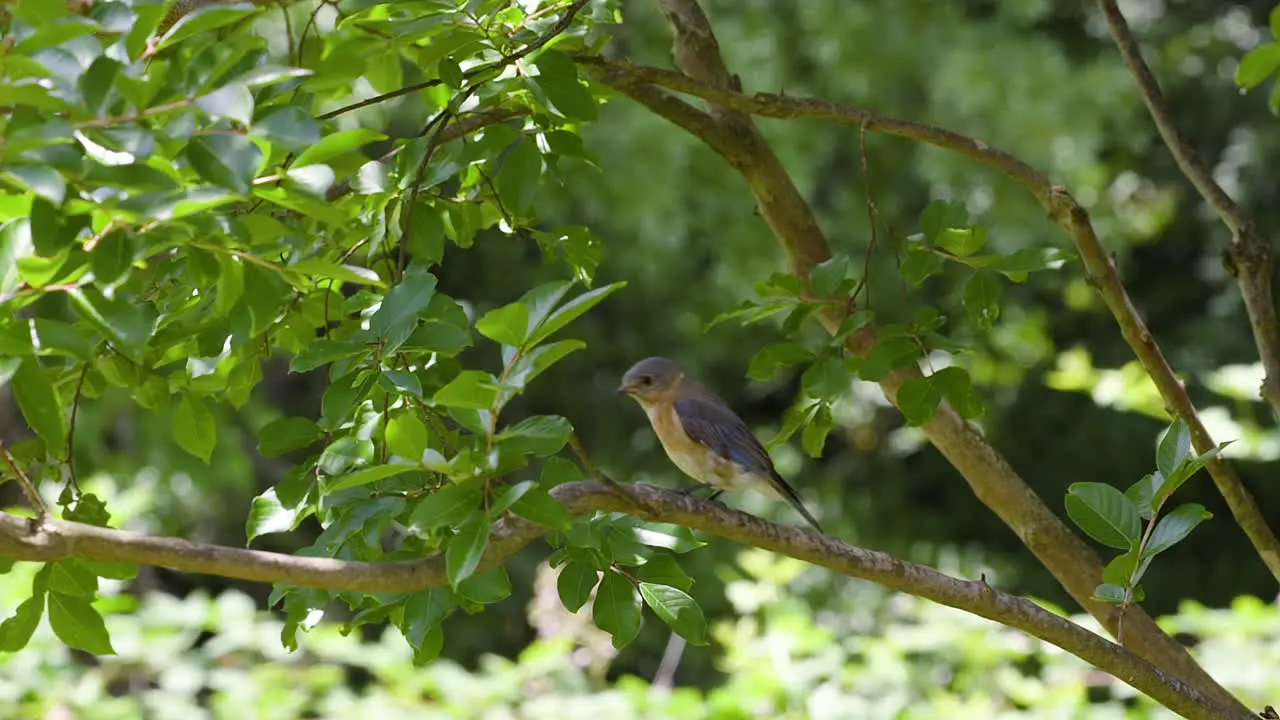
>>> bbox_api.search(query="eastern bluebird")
[617,357,823,533]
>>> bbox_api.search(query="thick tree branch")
[575,55,1280,585]
[0,485,1249,720]
[596,1,1255,712]
[1096,0,1280,417]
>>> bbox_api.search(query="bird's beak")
[616,384,631,396]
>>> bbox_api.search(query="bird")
[617,356,823,533]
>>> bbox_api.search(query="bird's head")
[617,356,684,407]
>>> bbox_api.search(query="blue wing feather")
[673,396,823,532]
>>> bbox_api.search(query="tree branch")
[574,55,1280,585]
[587,1,1256,712]
[0,484,1249,720]
[1095,0,1280,417]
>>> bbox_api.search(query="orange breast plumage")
[645,402,776,496]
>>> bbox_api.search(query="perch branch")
[0,484,1247,720]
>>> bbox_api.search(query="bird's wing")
[673,396,823,533]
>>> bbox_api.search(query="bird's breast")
[646,403,776,495]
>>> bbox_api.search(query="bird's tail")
[768,471,823,534]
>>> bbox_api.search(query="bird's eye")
[638,375,652,386]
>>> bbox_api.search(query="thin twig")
[1,443,47,516]
[568,434,644,512]
[64,363,90,495]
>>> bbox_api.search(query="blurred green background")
[4,0,1280,717]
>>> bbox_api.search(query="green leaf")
[801,355,850,398]
[195,83,254,125]
[456,566,512,606]
[496,138,543,215]
[901,247,944,286]
[446,512,493,586]
[556,561,599,613]
[1091,582,1128,604]
[533,51,598,121]
[541,456,584,487]
[13,357,67,451]
[592,570,642,649]
[937,225,988,257]
[14,0,68,24]
[860,335,921,381]
[1237,43,1280,90]
[748,342,813,382]
[292,128,387,168]
[433,370,500,409]
[1101,549,1151,586]
[90,230,136,288]
[476,301,529,348]
[47,561,97,598]
[66,288,158,360]
[173,395,216,463]
[251,108,322,152]
[1065,482,1142,550]
[325,463,415,494]
[386,412,431,462]
[507,339,585,389]
[185,135,264,194]
[629,523,705,554]
[639,583,707,645]
[928,366,983,419]
[6,165,66,204]
[801,403,832,458]
[409,479,484,532]
[986,247,1070,280]
[635,553,693,591]
[497,415,572,457]
[810,253,852,297]
[525,282,626,348]
[257,417,321,458]
[510,486,573,531]
[1125,473,1158,521]
[47,592,115,655]
[156,3,260,50]
[404,588,453,649]
[897,375,943,425]
[1143,503,1212,558]
[289,259,383,287]
[381,370,423,398]
[0,594,44,652]
[437,56,463,89]
[918,199,968,241]
[246,488,299,543]
[1153,441,1232,509]
[962,271,1002,329]
[705,299,797,331]
[369,263,437,345]
[409,625,443,666]
[289,338,371,373]
[1156,418,1192,479]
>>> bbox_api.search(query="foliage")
[1063,418,1229,607]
